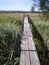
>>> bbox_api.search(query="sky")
[0,0,38,11]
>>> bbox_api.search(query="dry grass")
[0,13,43,22]
[0,13,23,23]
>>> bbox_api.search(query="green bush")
[34,19,49,49]
[0,22,22,65]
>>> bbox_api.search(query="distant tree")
[40,0,49,11]
[31,0,49,20]
[40,0,49,20]
[31,6,34,12]
[32,0,49,11]
[31,0,40,12]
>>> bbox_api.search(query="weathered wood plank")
[21,40,28,50]
[30,51,40,65]
[28,37,36,51]
[20,51,30,65]
[25,51,30,65]
[20,16,40,65]
[20,51,25,65]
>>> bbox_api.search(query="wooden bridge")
[20,16,40,65]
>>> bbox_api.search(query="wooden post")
[42,41,46,65]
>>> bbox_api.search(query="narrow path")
[20,16,40,65]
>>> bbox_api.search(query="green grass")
[0,14,22,65]
[31,22,49,65]
[0,13,23,23]
[33,19,49,49]
[29,17,49,65]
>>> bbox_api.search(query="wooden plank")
[30,51,40,65]
[20,51,25,65]
[24,51,30,65]
[21,43,28,49]
[20,51,30,65]
[28,37,36,51]
[20,16,40,65]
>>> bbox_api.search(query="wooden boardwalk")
[20,17,40,65]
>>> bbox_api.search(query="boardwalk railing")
[20,16,40,65]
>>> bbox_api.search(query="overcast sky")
[0,0,38,11]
